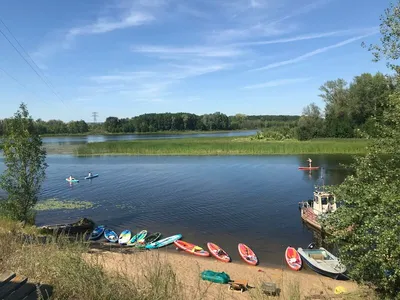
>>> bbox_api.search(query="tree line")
[0,113,300,135]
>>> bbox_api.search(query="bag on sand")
[201,270,231,284]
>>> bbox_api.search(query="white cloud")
[251,33,377,71]
[131,45,244,58]
[243,77,312,89]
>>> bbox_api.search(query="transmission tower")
[92,112,98,123]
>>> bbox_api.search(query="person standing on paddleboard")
[307,158,312,168]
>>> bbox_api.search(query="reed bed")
[75,137,370,156]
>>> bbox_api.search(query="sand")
[86,246,361,300]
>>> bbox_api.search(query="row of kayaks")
[285,245,347,279]
[89,225,259,265]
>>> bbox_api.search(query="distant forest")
[0,72,394,140]
[0,113,299,135]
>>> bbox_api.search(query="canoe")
[39,218,94,235]
[127,230,147,246]
[135,232,162,248]
[207,242,231,262]
[146,234,182,249]
[174,240,210,257]
[285,247,302,271]
[238,243,258,266]
[118,230,132,244]
[66,178,79,183]
[298,167,320,170]
[89,225,105,240]
[104,229,118,243]
[297,247,346,279]
[85,174,99,179]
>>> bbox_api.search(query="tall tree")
[296,103,324,140]
[0,103,47,223]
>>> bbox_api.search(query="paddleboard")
[118,230,132,244]
[207,242,231,262]
[238,243,258,266]
[89,225,105,240]
[174,240,210,257]
[66,178,79,183]
[104,229,118,243]
[298,167,319,170]
[136,232,162,248]
[85,174,99,180]
[285,246,302,271]
[146,234,182,249]
[127,230,147,246]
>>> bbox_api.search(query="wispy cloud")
[243,77,312,89]
[131,45,244,58]
[251,33,377,71]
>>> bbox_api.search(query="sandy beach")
[86,246,362,299]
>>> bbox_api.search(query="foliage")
[75,137,369,156]
[295,103,325,140]
[0,103,47,223]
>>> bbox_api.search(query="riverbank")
[75,137,370,156]
[0,218,373,299]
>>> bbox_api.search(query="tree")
[295,103,324,140]
[0,103,47,223]
[325,3,400,298]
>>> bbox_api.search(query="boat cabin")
[311,190,336,215]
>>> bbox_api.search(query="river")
[0,154,354,267]
[41,130,258,145]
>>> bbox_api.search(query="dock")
[0,271,52,300]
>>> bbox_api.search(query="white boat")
[297,247,346,279]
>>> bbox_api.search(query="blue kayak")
[146,234,182,249]
[85,174,99,180]
[104,229,118,243]
[89,225,105,240]
[66,178,79,183]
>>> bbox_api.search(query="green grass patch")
[35,198,94,211]
[75,137,370,156]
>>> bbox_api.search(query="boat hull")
[298,167,320,170]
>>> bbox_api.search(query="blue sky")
[0,0,392,121]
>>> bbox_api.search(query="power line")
[0,18,66,106]
[92,112,98,123]
[0,65,51,105]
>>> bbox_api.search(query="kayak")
[66,178,79,183]
[85,174,99,180]
[146,234,182,249]
[207,242,231,262]
[136,232,162,248]
[174,240,210,257]
[89,225,105,240]
[298,167,319,170]
[127,230,147,246]
[238,243,258,266]
[285,246,302,271]
[104,229,118,243]
[118,230,132,244]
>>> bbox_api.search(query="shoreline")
[88,246,361,299]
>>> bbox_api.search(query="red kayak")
[285,247,302,271]
[238,243,258,266]
[174,240,210,257]
[207,242,231,263]
[298,166,320,170]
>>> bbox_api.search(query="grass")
[75,137,370,156]
[34,198,94,211]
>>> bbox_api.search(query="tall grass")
[75,137,370,156]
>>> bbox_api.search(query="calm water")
[0,154,354,266]
[41,130,257,145]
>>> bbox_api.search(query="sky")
[0,0,393,122]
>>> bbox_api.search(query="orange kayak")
[238,243,258,266]
[207,242,231,263]
[174,240,210,257]
[298,166,319,170]
[285,246,302,271]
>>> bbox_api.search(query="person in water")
[307,158,312,168]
